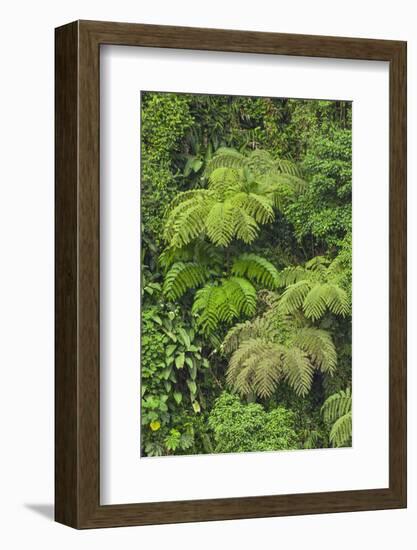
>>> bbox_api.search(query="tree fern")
[277,255,350,320]
[322,388,352,447]
[163,148,306,249]
[224,303,338,399]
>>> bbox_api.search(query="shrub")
[208,392,298,453]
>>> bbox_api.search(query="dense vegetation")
[141,92,352,457]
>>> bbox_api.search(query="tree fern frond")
[322,388,352,447]
[278,280,312,315]
[282,347,315,397]
[322,388,352,422]
[204,149,246,176]
[329,412,352,447]
[231,208,259,243]
[227,338,266,386]
[274,158,304,177]
[243,193,275,224]
[207,167,241,199]
[192,284,225,333]
[322,284,350,316]
[277,266,309,287]
[222,277,257,316]
[231,253,280,289]
[303,284,328,320]
[253,356,283,398]
[303,283,349,320]
[305,255,329,271]
[205,200,235,246]
[164,197,211,248]
[222,316,276,354]
[192,277,256,334]
[291,328,337,374]
[226,339,285,398]
[163,262,209,300]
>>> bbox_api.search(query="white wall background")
[0,0,415,547]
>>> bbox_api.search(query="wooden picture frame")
[55,20,407,529]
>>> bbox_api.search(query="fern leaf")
[222,316,276,354]
[208,167,241,199]
[204,149,246,176]
[204,200,235,246]
[231,253,280,289]
[222,277,257,316]
[278,280,312,315]
[253,355,283,398]
[243,193,275,224]
[163,262,209,300]
[231,208,259,243]
[303,284,328,320]
[291,328,337,374]
[322,388,352,422]
[276,266,309,287]
[329,412,352,447]
[282,347,315,397]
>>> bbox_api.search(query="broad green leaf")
[161,367,171,380]
[166,344,177,357]
[175,352,185,369]
[192,401,201,413]
[173,391,182,405]
[178,328,191,348]
[151,314,162,325]
[187,380,197,396]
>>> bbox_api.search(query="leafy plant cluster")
[141,93,352,456]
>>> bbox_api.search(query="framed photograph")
[55,20,407,528]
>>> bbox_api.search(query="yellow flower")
[149,420,161,431]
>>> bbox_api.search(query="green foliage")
[163,148,305,249]
[277,255,350,320]
[231,253,280,289]
[192,277,257,334]
[208,393,298,453]
[322,387,352,447]
[163,262,210,301]
[284,124,352,247]
[141,92,352,456]
[141,292,213,456]
[224,304,337,398]
[141,92,194,248]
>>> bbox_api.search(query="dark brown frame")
[55,20,407,529]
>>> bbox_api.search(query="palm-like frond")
[222,316,277,354]
[322,388,352,422]
[162,261,209,300]
[224,318,337,398]
[231,253,280,289]
[282,347,315,397]
[322,388,352,447]
[163,148,306,249]
[329,412,352,447]
[277,255,350,320]
[159,240,223,271]
[192,277,257,334]
[290,328,337,374]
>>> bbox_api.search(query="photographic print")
[140,91,352,458]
